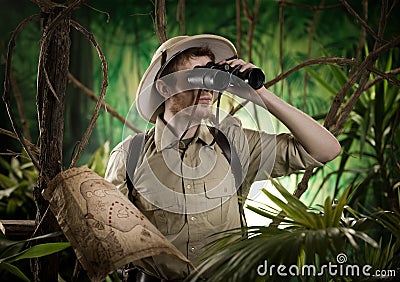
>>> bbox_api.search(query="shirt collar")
[154,116,215,151]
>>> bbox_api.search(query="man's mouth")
[198,94,213,104]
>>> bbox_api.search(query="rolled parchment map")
[43,166,190,282]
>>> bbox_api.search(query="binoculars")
[188,62,265,91]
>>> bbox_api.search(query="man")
[105,34,341,281]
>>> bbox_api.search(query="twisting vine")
[2,1,109,174]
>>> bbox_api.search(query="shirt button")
[178,141,186,149]
[186,184,192,189]
[190,247,196,252]
[190,216,196,221]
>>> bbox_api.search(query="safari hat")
[136,34,237,123]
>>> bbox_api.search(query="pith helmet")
[136,34,237,123]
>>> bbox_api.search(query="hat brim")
[136,34,237,123]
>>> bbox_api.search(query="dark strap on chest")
[210,128,247,232]
[210,128,243,191]
[126,133,146,203]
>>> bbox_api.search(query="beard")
[168,91,212,120]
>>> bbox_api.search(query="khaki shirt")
[105,116,322,280]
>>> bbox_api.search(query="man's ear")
[155,79,171,98]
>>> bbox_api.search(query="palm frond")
[187,184,379,282]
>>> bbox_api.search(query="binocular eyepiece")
[188,62,265,91]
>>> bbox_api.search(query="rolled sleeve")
[220,117,324,191]
[243,130,324,181]
[271,133,323,177]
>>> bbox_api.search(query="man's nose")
[200,89,213,95]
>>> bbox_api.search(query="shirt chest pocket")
[194,177,236,226]
[134,192,185,236]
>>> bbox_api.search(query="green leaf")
[304,66,337,96]
[270,179,309,210]
[246,205,279,221]
[6,198,18,215]
[374,83,385,152]
[12,242,71,262]
[0,157,11,171]
[323,196,333,228]
[0,237,24,261]
[0,262,31,282]
[23,231,65,243]
[267,180,318,228]
[262,188,312,227]
[10,158,23,179]
[19,162,34,171]
[327,64,349,89]
[87,141,110,177]
[0,173,16,189]
[331,187,350,227]
[0,231,65,263]
[0,186,18,200]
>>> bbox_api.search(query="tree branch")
[243,0,261,62]
[37,1,90,115]
[176,0,185,35]
[264,57,359,88]
[69,20,108,168]
[236,0,242,57]
[2,13,42,173]
[294,3,398,199]
[353,0,368,67]
[154,0,167,44]
[0,128,39,156]
[277,0,342,11]
[340,0,382,43]
[364,67,400,89]
[0,39,32,142]
[324,36,400,130]
[230,54,400,118]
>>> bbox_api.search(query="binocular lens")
[243,68,265,90]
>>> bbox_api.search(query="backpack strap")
[209,127,242,191]
[209,127,247,232]
[126,133,146,203]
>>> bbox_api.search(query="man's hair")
[159,46,215,78]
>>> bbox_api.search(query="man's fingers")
[223,58,256,71]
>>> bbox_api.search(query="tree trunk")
[32,5,71,282]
